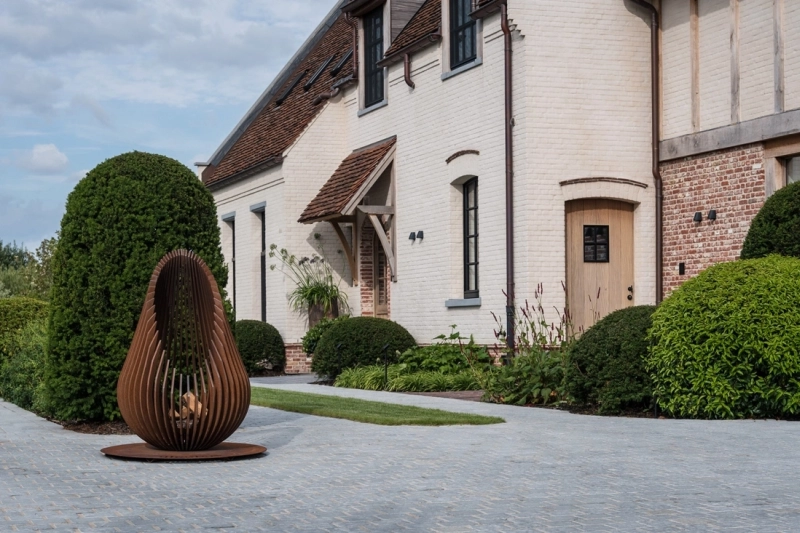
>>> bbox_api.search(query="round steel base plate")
[101,442,266,461]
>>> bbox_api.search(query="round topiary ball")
[565,305,655,414]
[741,181,800,259]
[46,151,228,421]
[647,255,800,419]
[235,320,286,375]
[312,317,416,379]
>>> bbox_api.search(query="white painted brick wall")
[662,0,693,138]
[739,0,774,121]
[699,0,732,130]
[212,0,655,347]
[785,1,800,111]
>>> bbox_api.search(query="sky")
[0,0,340,248]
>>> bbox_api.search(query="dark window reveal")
[363,6,385,108]
[450,0,477,69]
[463,178,479,298]
[583,225,610,263]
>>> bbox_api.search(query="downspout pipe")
[403,53,415,88]
[630,0,663,304]
[500,2,516,358]
[345,12,359,79]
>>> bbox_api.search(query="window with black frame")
[363,6,384,108]
[463,178,479,298]
[450,0,477,69]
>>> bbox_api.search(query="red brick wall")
[285,343,312,374]
[660,143,766,295]
[359,220,391,317]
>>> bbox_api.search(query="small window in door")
[583,225,609,263]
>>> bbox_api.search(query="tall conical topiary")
[45,152,228,421]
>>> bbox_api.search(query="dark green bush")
[0,318,48,412]
[312,317,416,379]
[0,297,49,343]
[482,349,566,406]
[647,256,800,419]
[565,305,656,415]
[302,315,349,356]
[741,181,800,259]
[45,151,228,421]
[235,320,286,375]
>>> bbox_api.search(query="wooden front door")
[566,199,634,334]
[373,233,389,318]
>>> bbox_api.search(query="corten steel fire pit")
[101,250,265,461]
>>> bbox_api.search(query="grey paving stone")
[1,384,800,532]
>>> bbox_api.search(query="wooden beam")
[774,0,785,113]
[368,214,397,282]
[330,221,357,286]
[730,0,740,124]
[691,0,700,131]
[356,205,395,215]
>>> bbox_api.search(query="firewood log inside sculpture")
[102,250,265,460]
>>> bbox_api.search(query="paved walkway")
[2,383,800,532]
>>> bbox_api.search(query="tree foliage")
[45,151,228,421]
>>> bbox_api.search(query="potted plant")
[269,237,349,328]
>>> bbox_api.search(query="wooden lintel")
[329,221,358,286]
[357,205,395,216]
[368,214,397,282]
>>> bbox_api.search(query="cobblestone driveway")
[2,382,800,532]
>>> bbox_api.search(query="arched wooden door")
[566,199,634,334]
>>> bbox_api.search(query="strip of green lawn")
[250,387,504,426]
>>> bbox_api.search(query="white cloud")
[16,143,69,174]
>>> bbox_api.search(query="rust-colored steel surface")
[103,250,264,460]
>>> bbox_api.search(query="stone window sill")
[441,58,483,82]
[445,298,481,308]
[357,100,388,117]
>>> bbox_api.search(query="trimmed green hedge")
[565,305,655,414]
[302,316,348,356]
[0,318,48,411]
[741,181,800,259]
[0,297,49,344]
[335,365,480,392]
[647,256,800,419]
[45,152,228,421]
[235,320,286,375]
[312,317,416,379]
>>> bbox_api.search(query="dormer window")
[450,0,477,69]
[363,6,385,108]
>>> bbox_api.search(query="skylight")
[305,55,337,91]
[330,50,353,77]
[276,70,308,106]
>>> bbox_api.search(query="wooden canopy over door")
[566,199,634,334]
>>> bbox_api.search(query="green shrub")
[335,365,481,392]
[482,349,566,406]
[0,297,49,344]
[647,256,800,419]
[45,151,228,421]
[398,329,494,375]
[235,320,286,375]
[565,305,655,414]
[741,181,800,259]
[302,315,349,356]
[312,317,416,379]
[0,318,49,412]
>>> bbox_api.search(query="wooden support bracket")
[368,214,396,281]
[329,220,358,286]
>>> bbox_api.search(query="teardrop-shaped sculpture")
[103,250,264,460]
